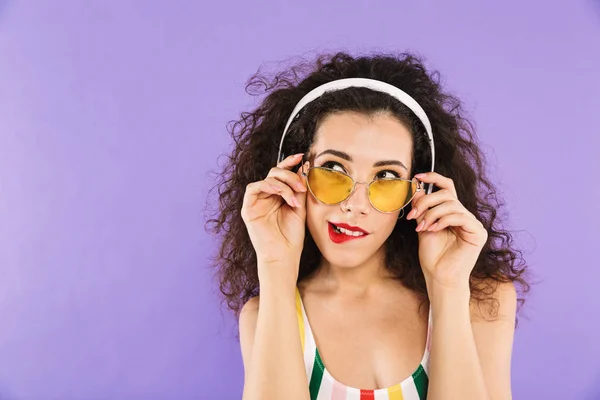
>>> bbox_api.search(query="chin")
[322,252,369,269]
[311,235,379,269]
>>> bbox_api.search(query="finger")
[263,177,301,208]
[415,200,468,232]
[267,166,307,193]
[276,153,305,170]
[414,172,457,197]
[243,180,280,208]
[242,179,296,215]
[426,213,484,236]
[407,189,456,221]
[408,188,426,213]
[242,181,277,221]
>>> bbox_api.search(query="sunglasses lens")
[307,168,353,204]
[370,179,417,212]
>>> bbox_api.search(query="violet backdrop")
[0,0,599,399]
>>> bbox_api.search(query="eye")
[320,161,347,173]
[375,169,401,180]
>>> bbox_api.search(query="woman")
[207,52,529,400]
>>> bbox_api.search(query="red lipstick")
[328,222,369,244]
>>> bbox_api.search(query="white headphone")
[276,78,436,194]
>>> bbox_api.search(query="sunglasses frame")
[301,163,424,214]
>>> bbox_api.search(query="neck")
[313,246,396,297]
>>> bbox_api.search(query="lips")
[328,222,369,244]
[332,222,368,235]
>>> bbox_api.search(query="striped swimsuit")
[295,288,431,400]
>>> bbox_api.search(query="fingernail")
[428,222,438,231]
[415,173,426,179]
[293,153,304,158]
[407,208,417,220]
[296,182,306,192]
[292,196,301,207]
[416,220,425,232]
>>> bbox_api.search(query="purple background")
[0,1,598,399]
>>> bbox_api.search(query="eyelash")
[320,161,402,179]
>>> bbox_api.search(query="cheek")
[373,213,400,238]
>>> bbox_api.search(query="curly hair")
[205,51,530,320]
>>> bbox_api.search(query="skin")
[239,111,517,400]
[299,111,427,389]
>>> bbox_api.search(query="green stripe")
[309,349,325,400]
[412,364,429,400]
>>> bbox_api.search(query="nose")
[341,182,371,215]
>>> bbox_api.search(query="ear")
[295,161,309,212]
[297,160,309,181]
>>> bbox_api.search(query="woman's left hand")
[406,172,488,290]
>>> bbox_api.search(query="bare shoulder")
[239,296,260,376]
[469,279,517,323]
[239,295,260,340]
[469,280,517,398]
[240,295,260,319]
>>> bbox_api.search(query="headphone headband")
[276,78,436,194]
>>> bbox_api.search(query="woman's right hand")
[241,153,308,276]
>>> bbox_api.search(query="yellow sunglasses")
[302,165,423,213]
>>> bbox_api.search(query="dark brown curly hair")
[205,51,530,320]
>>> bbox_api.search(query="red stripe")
[360,389,375,400]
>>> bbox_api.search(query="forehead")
[311,111,413,163]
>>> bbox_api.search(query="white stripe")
[301,297,316,380]
[345,387,361,400]
[330,378,348,400]
[316,376,333,400]
[374,389,390,400]
[401,376,420,399]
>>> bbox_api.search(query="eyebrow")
[315,149,408,171]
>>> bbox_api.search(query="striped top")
[295,288,431,400]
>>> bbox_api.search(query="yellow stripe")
[388,383,404,400]
[295,288,305,352]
